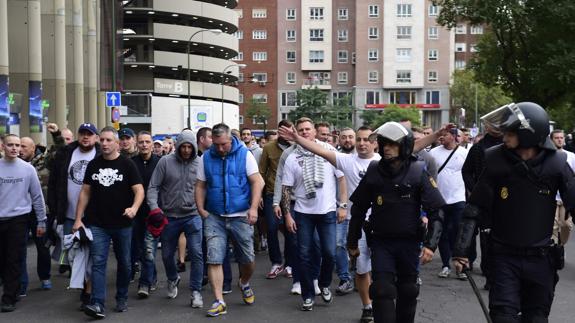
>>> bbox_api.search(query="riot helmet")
[481,102,554,150]
[374,122,414,160]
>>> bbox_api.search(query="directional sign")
[106,92,121,107]
[111,107,121,122]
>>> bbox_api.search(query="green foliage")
[434,0,575,108]
[548,103,575,133]
[450,70,512,127]
[360,106,421,129]
[288,88,355,129]
[245,98,271,130]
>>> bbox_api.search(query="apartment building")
[454,22,485,70]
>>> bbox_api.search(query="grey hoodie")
[247,143,262,165]
[147,131,200,218]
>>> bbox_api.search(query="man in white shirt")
[280,117,347,311]
[551,129,575,245]
[429,128,468,280]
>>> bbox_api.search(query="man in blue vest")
[195,123,265,317]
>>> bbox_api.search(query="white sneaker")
[291,282,301,295]
[456,271,468,281]
[438,267,451,278]
[167,276,180,299]
[313,279,321,295]
[284,266,293,278]
[191,290,203,308]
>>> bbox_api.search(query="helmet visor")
[375,122,409,142]
[480,103,535,134]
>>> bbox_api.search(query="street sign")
[106,92,121,107]
[111,107,121,123]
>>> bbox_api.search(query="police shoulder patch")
[429,177,438,188]
[377,195,383,205]
[500,186,509,200]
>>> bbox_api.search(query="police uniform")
[453,102,575,323]
[347,122,445,323]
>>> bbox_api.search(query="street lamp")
[220,63,247,123]
[186,28,223,128]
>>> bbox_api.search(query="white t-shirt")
[429,145,468,204]
[66,147,97,220]
[197,151,259,217]
[282,152,344,214]
[556,149,575,201]
[335,152,381,220]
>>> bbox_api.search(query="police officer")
[347,122,445,323]
[452,102,575,323]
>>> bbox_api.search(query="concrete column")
[54,0,67,128]
[72,0,84,129]
[97,91,106,128]
[86,0,97,124]
[0,0,8,76]
[27,0,43,144]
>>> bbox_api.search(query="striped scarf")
[295,143,325,199]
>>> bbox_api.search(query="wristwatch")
[337,202,348,209]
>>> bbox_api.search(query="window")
[238,94,244,104]
[428,5,438,16]
[471,25,484,34]
[252,73,267,82]
[455,24,466,34]
[428,49,438,61]
[338,29,348,42]
[234,30,243,39]
[281,113,289,120]
[231,51,243,61]
[470,44,478,53]
[368,5,379,18]
[455,60,466,70]
[238,73,244,82]
[252,30,267,40]
[333,92,352,105]
[309,50,325,63]
[286,8,296,20]
[426,91,440,104]
[397,26,412,39]
[337,72,348,84]
[310,7,324,20]
[368,71,378,83]
[286,50,296,63]
[337,50,348,63]
[428,27,439,39]
[252,9,267,18]
[309,29,324,41]
[368,49,379,62]
[286,72,296,84]
[239,115,244,124]
[455,43,466,52]
[396,70,411,83]
[252,117,265,125]
[235,9,243,18]
[368,27,379,40]
[281,92,297,107]
[366,91,380,104]
[396,48,412,62]
[351,52,356,64]
[338,8,348,20]
[252,93,268,103]
[286,30,296,42]
[428,71,438,82]
[253,51,267,61]
[390,91,416,104]
[397,4,412,17]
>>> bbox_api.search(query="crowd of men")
[0,101,574,323]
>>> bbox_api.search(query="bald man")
[60,128,74,145]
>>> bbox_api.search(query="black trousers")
[0,214,30,305]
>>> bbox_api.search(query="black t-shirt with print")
[83,154,143,229]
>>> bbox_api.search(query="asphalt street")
[5,234,575,323]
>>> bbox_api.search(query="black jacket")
[461,133,502,196]
[132,153,161,218]
[48,141,101,224]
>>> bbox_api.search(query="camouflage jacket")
[29,132,66,214]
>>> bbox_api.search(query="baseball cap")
[153,140,163,145]
[78,123,99,135]
[118,128,135,138]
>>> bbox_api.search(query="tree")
[288,87,329,122]
[360,106,421,129]
[548,103,575,133]
[450,70,512,127]
[245,98,271,131]
[434,0,575,109]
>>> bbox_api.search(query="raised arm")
[278,125,337,166]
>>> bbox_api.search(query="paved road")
[6,235,575,322]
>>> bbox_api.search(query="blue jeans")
[89,226,132,307]
[161,216,203,292]
[204,213,255,265]
[336,219,351,282]
[295,211,336,300]
[139,230,158,288]
[131,216,146,277]
[438,202,466,268]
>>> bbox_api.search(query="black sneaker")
[360,307,374,323]
[301,298,314,311]
[1,303,15,312]
[115,299,128,312]
[58,264,71,274]
[335,280,354,295]
[84,303,106,319]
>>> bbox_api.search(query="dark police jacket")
[454,145,575,255]
[347,157,445,250]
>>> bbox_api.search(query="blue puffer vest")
[204,136,251,215]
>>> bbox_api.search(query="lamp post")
[186,28,222,128]
[220,63,246,124]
